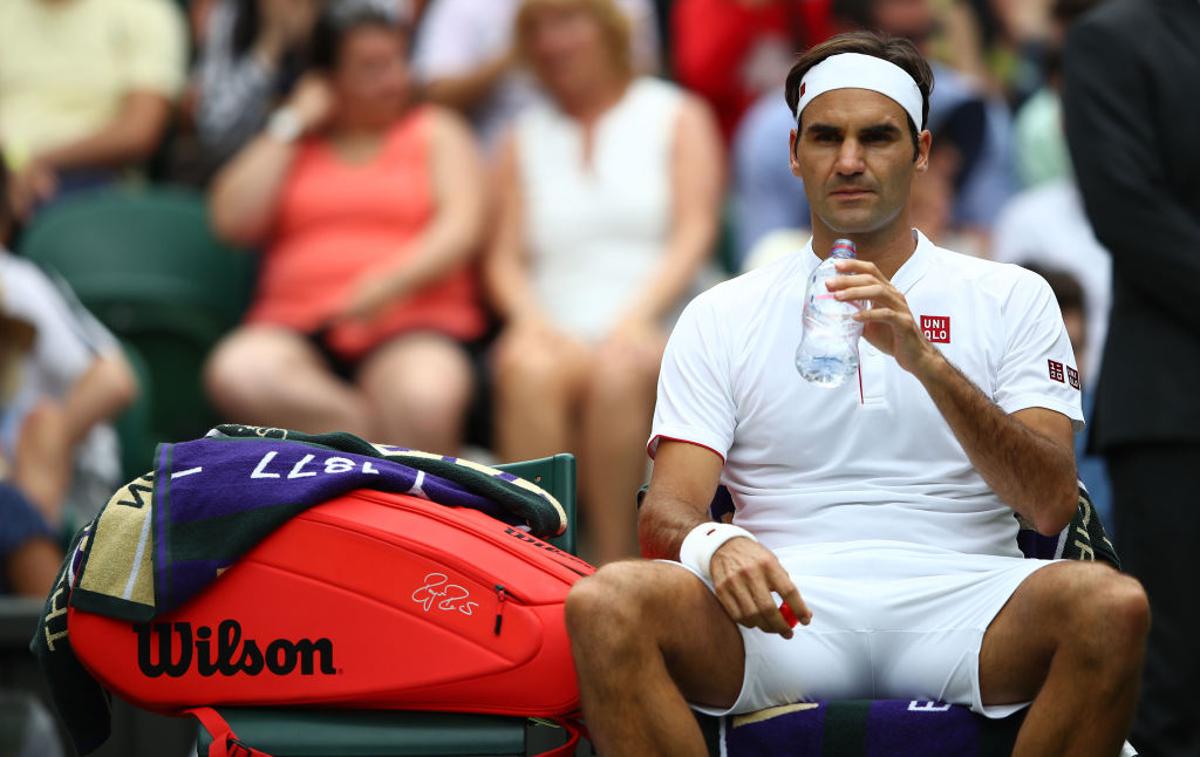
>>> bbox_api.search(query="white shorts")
[665,540,1057,719]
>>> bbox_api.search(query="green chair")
[195,453,582,757]
[19,186,256,443]
[113,340,157,482]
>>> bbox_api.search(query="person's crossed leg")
[567,558,1147,757]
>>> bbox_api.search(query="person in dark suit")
[1063,2,1200,755]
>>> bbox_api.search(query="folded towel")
[721,699,1023,757]
[1015,483,1118,567]
[720,699,1138,756]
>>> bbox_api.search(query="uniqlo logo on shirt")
[1048,360,1065,383]
[1067,366,1081,390]
[921,315,951,344]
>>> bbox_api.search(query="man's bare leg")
[979,561,1149,756]
[566,560,745,756]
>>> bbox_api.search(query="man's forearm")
[638,493,711,560]
[914,352,1077,534]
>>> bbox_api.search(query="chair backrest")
[19,187,257,442]
[496,454,577,555]
[112,340,156,482]
[18,186,256,341]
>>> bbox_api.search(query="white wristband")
[679,522,757,581]
[266,106,303,144]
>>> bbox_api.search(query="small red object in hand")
[779,602,799,628]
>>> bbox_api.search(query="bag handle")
[189,706,587,757]
[534,715,589,757]
[186,707,273,757]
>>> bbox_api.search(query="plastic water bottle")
[795,238,865,388]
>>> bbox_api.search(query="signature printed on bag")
[412,572,479,616]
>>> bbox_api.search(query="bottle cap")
[831,238,857,259]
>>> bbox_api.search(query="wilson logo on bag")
[134,620,336,678]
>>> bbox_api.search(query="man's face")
[789,88,930,236]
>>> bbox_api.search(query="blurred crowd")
[0,0,1116,585]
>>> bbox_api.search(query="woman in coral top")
[207,0,486,454]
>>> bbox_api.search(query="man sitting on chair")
[566,31,1148,757]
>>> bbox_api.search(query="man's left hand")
[825,258,941,376]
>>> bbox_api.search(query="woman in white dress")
[486,0,723,564]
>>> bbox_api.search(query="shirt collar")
[800,229,933,294]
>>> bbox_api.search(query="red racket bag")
[67,489,594,718]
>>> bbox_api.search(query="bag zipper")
[494,584,507,636]
[356,492,588,589]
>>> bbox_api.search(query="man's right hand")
[710,538,812,639]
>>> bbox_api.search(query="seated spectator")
[207,1,487,455]
[486,0,723,563]
[1011,0,1102,189]
[191,0,341,181]
[672,0,835,141]
[0,0,186,221]
[0,162,137,596]
[412,0,660,152]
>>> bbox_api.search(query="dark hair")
[785,31,934,159]
[1021,263,1087,315]
[309,0,407,71]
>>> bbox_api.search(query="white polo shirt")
[649,230,1084,558]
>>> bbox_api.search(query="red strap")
[534,715,589,757]
[188,706,582,757]
[185,707,274,757]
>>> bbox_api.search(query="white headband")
[795,52,924,131]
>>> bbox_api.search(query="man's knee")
[566,562,643,637]
[1095,573,1151,653]
[1060,565,1149,662]
[566,561,685,650]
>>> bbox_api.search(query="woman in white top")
[486,0,723,564]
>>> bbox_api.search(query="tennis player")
[565,31,1148,756]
